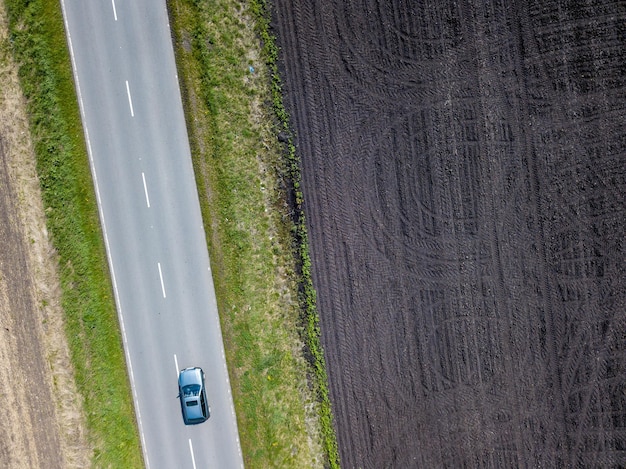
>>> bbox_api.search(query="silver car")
[178,367,210,425]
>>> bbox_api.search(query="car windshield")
[182,384,201,397]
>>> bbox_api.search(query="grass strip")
[167,0,338,467]
[4,0,143,466]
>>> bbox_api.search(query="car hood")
[179,367,203,387]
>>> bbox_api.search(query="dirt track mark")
[523,2,626,465]
[273,0,626,467]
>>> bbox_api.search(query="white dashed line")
[141,172,151,207]
[189,439,197,469]
[125,80,134,117]
[174,354,179,376]
[111,0,118,21]
[157,262,166,298]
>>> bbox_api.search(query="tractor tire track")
[271,0,626,467]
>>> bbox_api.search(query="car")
[178,367,210,425]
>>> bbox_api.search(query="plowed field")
[271,1,626,467]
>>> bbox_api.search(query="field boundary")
[249,1,340,466]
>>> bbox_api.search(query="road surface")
[60,1,244,467]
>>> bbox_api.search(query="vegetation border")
[249,1,340,466]
[4,0,143,466]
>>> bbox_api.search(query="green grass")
[167,0,338,467]
[3,0,143,466]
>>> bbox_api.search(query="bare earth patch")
[0,4,90,468]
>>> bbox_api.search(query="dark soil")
[271,1,626,467]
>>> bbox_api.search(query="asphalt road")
[60,1,244,467]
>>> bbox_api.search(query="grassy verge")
[167,0,338,467]
[4,0,143,466]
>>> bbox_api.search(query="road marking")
[189,439,197,469]
[174,354,179,376]
[157,262,166,298]
[111,0,118,21]
[141,172,151,207]
[125,80,135,117]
